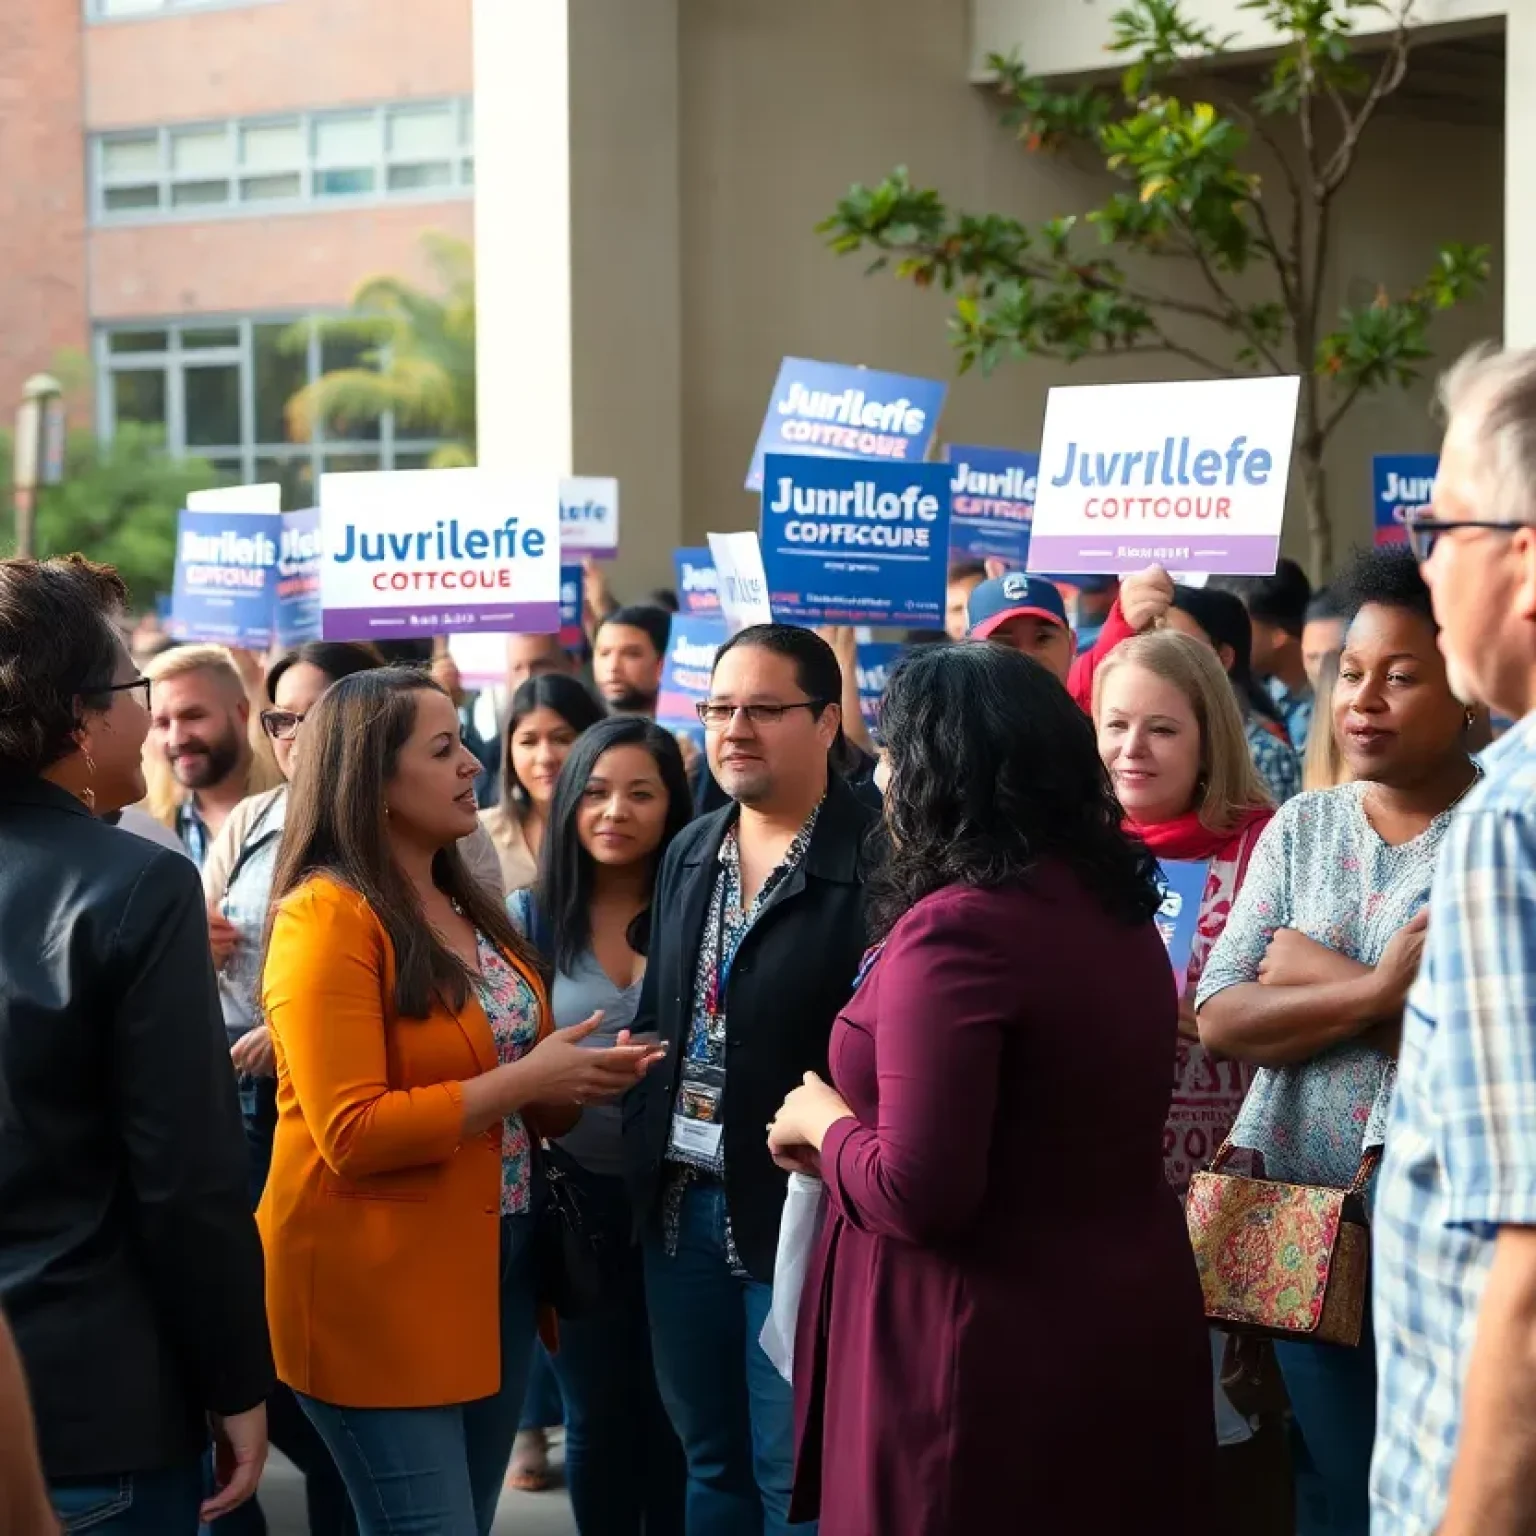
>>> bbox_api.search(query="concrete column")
[1507,1,1536,344]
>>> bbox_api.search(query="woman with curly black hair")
[768,642,1217,1536]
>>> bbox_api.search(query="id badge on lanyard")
[670,885,737,1165]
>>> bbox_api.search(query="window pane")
[99,0,165,16]
[240,173,302,202]
[181,326,240,349]
[388,104,455,158]
[184,364,241,447]
[313,112,378,164]
[460,103,474,148]
[171,179,230,208]
[387,162,452,192]
[103,184,160,212]
[240,120,301,169]
[199,456,245,487]
[170,126,230,176]
[254,455,316,512]
[102,134,160,178]
[391,450,434,471]
[320,331,382,441]
[253,323,309,443]
[108,329,169,354]
[314,168,375,198]
[112,369,167,428]
[323,452,382,475]
[461,157,473,186]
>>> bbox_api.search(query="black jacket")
[624,773,880,1281]
[0,779,274,1478]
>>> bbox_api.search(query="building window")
[95,317,446,508]
[91,100,474,223]
[88,0,280,18]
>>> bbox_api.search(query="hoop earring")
[80,749,98,813]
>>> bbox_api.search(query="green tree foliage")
[0,424,219,607]
[285,230,476,467]
[818,0,1489,574]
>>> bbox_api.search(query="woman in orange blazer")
[259,668,662,1536]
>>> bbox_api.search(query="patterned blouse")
[1196,781,1466,1187]
[1245,717,1302,806]
[473,933,542,1215]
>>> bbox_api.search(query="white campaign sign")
[318,467,561,643]
[558,476,620,556]
[188,483,281,514]
[1027,376,1300,578]
[708,531,774,635]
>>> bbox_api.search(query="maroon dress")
[791,868,1219,1534]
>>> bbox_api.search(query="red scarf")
[1127,803,1274,865]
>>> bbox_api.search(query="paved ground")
[259,1448,579,1535]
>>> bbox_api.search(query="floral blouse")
[473,933,542,1215]
[1196,782,1463,1188]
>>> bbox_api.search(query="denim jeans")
[518,1346,564,1432]
[644,1179,811,1536]
[297,1213,539,1536]
[545,1160,684,1536]
[49,1460,205,1535]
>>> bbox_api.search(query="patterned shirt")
[1371,714,1536,1535]
[1266,676,1315,754]
[175,797,213,868]
[1245,717,1302,806]
[662,801,823,1264]
[1196,782,1463,1187]
[473,933,542,1215]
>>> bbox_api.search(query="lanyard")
[708,877,735,1017]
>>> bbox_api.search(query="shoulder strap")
[223,792,285,893]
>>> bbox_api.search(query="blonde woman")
[1303,652,1348,791]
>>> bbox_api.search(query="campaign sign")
[559,476,620,559]
[1155,859,1210,989]
[708,532,774,635]
[559,563,584,649]
[946,445,1037,566]
[745,357,947,492]
[658,615,727,733]
[855,642,903,737]
[760,454,951,627]
[1372,453,1437,547]
[170,509,279,647]
[319,467,560,642]
[274,508,322,647]
[1028,376,1300,577]
[675,547,722,618]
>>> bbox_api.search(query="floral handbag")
[1185,1141,1378,1348]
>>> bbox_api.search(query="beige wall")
[665,0,1502,576]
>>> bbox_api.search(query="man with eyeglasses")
[1371,344,1536,1536]
[624,624,880,1536]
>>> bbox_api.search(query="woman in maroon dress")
[768,642,1219,1535]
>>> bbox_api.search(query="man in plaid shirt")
[1372,343,1536,1535]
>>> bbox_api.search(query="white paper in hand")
[759,1173,827,1384]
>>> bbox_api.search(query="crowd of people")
[5,341,1536,1536]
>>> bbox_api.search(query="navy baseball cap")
[967,573,1071,641]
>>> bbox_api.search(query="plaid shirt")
[1371,711,1536,1534]
[174,797,212,869]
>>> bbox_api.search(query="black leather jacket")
[0,778,273,1479]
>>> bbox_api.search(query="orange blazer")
[258,874,552,1408]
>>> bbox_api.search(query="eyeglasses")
[100,677,151,711]
[694,699,826,730]
[1403,511,1527,562]
[259,709,306,741]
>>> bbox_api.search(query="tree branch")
[1172,220,1289,373]
[1321,374,1369,441]
[1320,4,1414,197]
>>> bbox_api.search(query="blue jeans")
[297,1213,538,1536]
[518,1346,564,1432]
[644,1180,811,1536]
[546,1161,684,1536]
[50,1460,205,1534]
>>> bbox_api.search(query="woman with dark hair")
[1167,584,1303,805]
[508,715,691,1535]
[768,643,1216,1535]
[1197,546,1483,1534]
[481,673,606,893]
[0,556,273,1533]
[258,669,665,1535]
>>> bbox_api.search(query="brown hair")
[266,667,536,1018]
[1093,630,1273,833]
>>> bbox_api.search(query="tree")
[0,423,219,607]
[818,0,1490,576]
[285,230,476,467]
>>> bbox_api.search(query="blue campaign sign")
[559,563,584,650]
[170,509,279,647]
[274,508,322,648]
[674,547,721,618]
[855,642,903,737]
[745,357,947,492]
[946,445,1037,566]
[1155,859,1210,989]
[759,454,952,627]
[657,615,727,732]
[1372,453,1437,547]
